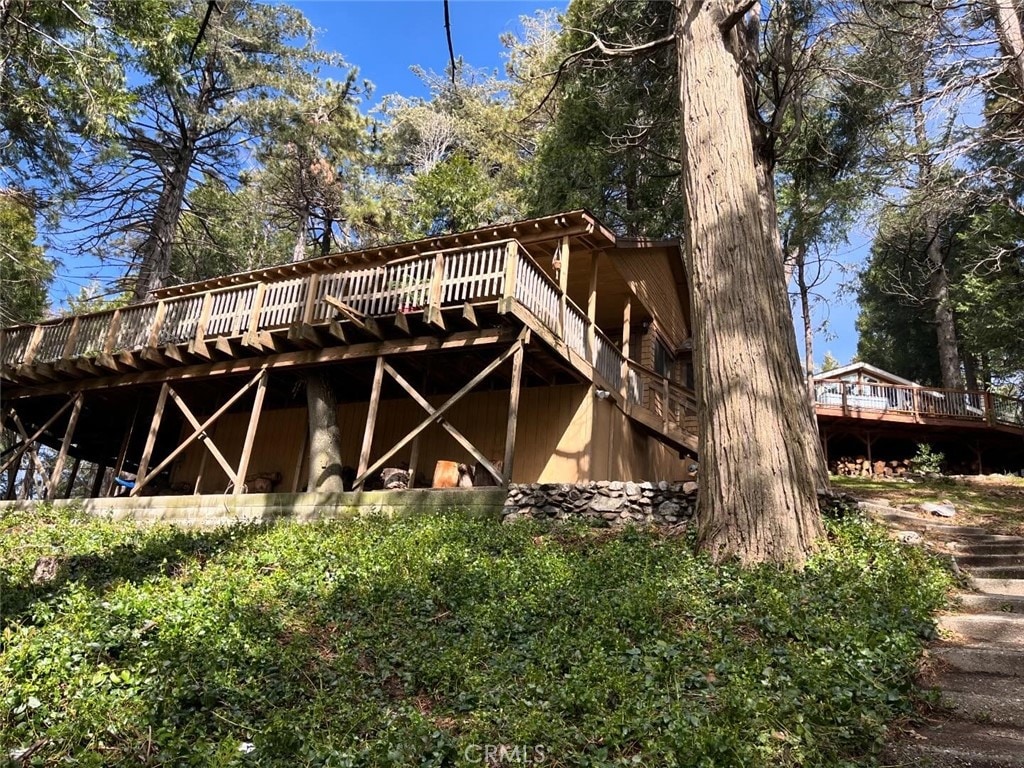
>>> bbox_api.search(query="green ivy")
[0,506,951,767]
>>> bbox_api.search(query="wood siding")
[170,383,688,490]
[606,248,689,349]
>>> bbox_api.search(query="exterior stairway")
[871,506,1024,767]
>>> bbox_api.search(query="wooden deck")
[1,239,698,454]
[814,381,1024,435]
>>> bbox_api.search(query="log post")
[356,356,385,490]
[62,457,82,498]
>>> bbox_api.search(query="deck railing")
[1,240,697,438]
[814,381,1024,428]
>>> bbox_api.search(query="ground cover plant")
[1,506,951,767]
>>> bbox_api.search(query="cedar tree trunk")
[676,1,826,566]
[305,370,345,492]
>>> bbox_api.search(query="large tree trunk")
[305,370,345,493]
[676,2,826,566]
[993,0,1024,95]
[132,145,193,300]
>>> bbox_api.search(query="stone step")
[949,542,1024,556]
[875,510,992,534]
[957,593,1024,614]
[958,554,1024,568]
[973,578,1024,598]
[940,614,1024,646]
[883,720,1024,768]
[933,644,1024,676]
[970,565,1024,580]
[933,672,1024,730]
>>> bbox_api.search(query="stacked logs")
[831,457,911,477]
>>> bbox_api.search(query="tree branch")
[719,0,757,36]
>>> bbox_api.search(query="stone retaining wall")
[502,481,698,526]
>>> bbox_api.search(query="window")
[654,338,672,378]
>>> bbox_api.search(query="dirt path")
[870,503,1024,767]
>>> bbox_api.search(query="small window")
[654,338,672,378]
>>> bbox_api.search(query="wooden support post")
[147,300,168,348]
[22,325,44,367]
[193,442,210,495]
[0,398,78,475]
[194,293,214,347]
[499,241,519,313]
[133,383,170,496]
[234,371,268,493]
[587,251,600,364]
[8,411,50,498]
[356,356,386,489]
[45,393,83,500]
[107,405,138,497]
[90,463,106,499]
[245,283,267,346]
[158,380,260,490]
[356,335,526,488]
[302,273,321,325]
[557,235,570,338]
[620,296,631,400]
[662,377,670,432]
[62,456,82,498]
[503,340,525,484]
[62,316,81,358]
[462,303,478,327]
[407,436,420,489]
[984,391,995,426]
[102,309,122,354]
[384,361,504,485]
[426,252,446,329]
[291,423,308,492]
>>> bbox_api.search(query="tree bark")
[133,145,193,300]
[305,370,345,493]
[676,1,826,566]
[993,0,1024,95]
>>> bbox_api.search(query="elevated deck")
[1,237,698,498]
[814,381,1023,435]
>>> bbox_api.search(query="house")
[813,362,1024,474]
[0,211,699,502]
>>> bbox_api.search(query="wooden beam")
[356,335,525,487]
[62,456,82,498]
[45,393,83,500]
[116,350,143,370]
[557,235,570,340]
[383,361,503,485]
[235,370,268,492]
[392,311,411,336]
[302,274,321,325]
[327,320,348,344]
[214,336,236,358]
[620,296,631,400]
[245,283,267,347]
[256,331,288,353]
[407,436,420,489]
[94,352,124,373]
[106,405,137,497]
[355,356,386,489]
[0,397,77,475]
[132,383,169,496]
[7,410,52,495]
[461,303,478,327]
[22,325,44,367]
[61,316,81,359]
[188,338,213,360]
[146,300,167,348]
[102,309,122,355]
[89,462,106,499]
[132,369,265,495]
[503,340,525,483]
[291,423,308,492]
[287,322,325,349]
[165,387,238,487]
[499,241,519,313]
[3,328,519,399]
[587,251,600,364]
[425,252,446,329]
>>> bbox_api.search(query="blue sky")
[293,1,864,365]
[50,0,863,366]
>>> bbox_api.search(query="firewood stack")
[830,457,911,477]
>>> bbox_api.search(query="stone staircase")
[871,506,1024,767]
